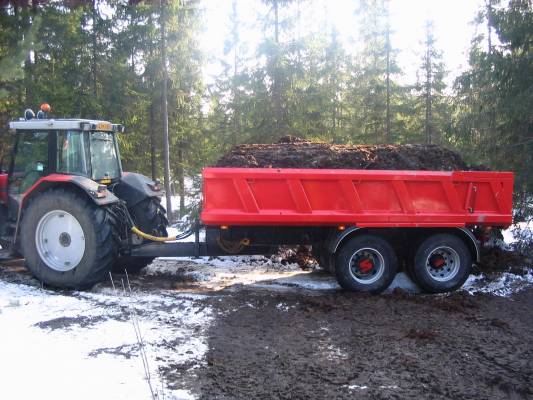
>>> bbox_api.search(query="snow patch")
[462,268,533,297]
[0,280,212,400]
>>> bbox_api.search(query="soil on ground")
[216,137,487,171]
[193,287,533,400]
[1,255,531,400]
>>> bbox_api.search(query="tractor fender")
[112,172,163,208]
[22,174,119,207]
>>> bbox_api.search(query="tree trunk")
[486,0,493,54]
[160,0,173,220]
[231,0,239,145]
[177,146,185,217]
[274,0,279,44]
[273,0,283,137]
[92,0,98,97]
[149,101,157,181]
[425,45,432,144]
[385,11,391,143]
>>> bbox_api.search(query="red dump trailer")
[181,167,511,294]
[133,167,514,294]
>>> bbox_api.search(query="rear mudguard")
[112,172,163,208]
[22,174,119,207]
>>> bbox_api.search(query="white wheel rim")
[35,210,85,272]
[348,247,385,284]
[425,246,460,282]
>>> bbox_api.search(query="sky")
[199,0,486,87]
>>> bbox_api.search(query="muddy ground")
[1,256,532,400]
[193,288,532,400]
[215,137,486,171]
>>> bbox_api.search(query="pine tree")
[415,20,449,144]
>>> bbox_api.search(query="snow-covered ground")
[0,219,532,399]
[0,280,211,400]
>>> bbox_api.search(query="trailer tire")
[335,235,397,293]
[412,234,472,293]
[20,189,119,289]
[113,197,168,275]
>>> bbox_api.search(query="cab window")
[57,131,90,176]
[11,131,49,194]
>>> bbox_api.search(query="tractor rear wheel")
[20,189,119,289]
[112,197,168,275]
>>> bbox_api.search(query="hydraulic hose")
[131,226,194,242]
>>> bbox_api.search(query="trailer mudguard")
[22,174,119,207]
[113,172,163,208]
[325,226,480,262]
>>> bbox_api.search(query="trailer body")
[201,168,514,228]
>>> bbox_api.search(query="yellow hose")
[131,226,177,242]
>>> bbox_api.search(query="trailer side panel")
[201,168,513,228]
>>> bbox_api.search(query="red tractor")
[0,106,169,289]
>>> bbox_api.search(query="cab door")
[7,130,52,218]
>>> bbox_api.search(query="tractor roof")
[9,119,124,133]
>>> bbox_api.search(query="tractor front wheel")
[20,189,118,289]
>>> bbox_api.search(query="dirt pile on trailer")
[216,136,482,171]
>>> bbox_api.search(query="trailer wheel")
[20,189,118,289]
[335,235,397,293]
[412,234,472,293]
[113,197,168,274]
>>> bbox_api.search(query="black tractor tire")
[411,234,472,293]
[112,197,168,275]
[20,189,119,289]
[335,235,398,294]
[0,205,9,249]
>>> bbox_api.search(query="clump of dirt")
[279,245,317,270]
[216,137,486,171]
[405,328,439,341]
[479,246,530,274]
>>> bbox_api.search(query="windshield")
[57,131,89,176]
[90,131,120,180]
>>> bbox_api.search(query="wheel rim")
[348,247,385,284]
[35,210,85,272]
[425,246,460,282]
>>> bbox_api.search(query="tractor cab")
[7,118,124,195]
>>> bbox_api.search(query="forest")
[0,0,531,219]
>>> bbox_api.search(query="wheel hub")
[358,258,374,274]
[59,232,72,247]
[429,254,446,269]
[35,210,86,272]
